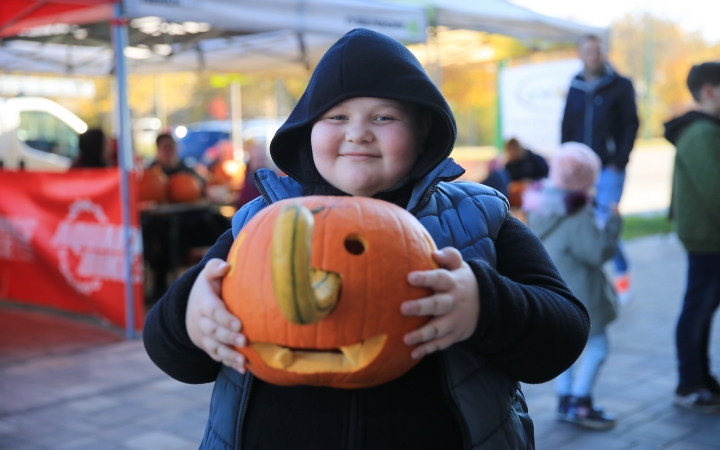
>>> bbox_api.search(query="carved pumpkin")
[167,172,202,203]
[222,196,437,388]
[137,166,168,203]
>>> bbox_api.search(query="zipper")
[235,373,254,450]
[410,182,439,215]
[253,172,272,205]
[439,353,471,450]
[584,92,594,148]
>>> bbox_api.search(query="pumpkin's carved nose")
[271,203,341,325]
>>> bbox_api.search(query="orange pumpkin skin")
[222,196,437,388]
[167,172,202,203]
[137,167,168,202]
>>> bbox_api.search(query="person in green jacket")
[664,61,720,414]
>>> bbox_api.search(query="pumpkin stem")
[271,203,340,325]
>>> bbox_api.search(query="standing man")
[561,35,639,303]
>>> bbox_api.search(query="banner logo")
[0,216,38,262]
[51,199,142,295]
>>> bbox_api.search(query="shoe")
[614,273,633,306]
[557,395,572,420]
[704,376,720,395]
[674,388,720,414]
[561,396,616,430]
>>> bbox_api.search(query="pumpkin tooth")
[339,342,363,367]
[275,347,294,368]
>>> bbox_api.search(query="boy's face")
[700,83,720,116]
[311,97,425,197]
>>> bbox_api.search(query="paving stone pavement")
[1,233,719,449]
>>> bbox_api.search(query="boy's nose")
[345,123,373,144]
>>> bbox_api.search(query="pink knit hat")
[549,142,601,192]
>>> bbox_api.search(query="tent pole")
[494,58,508,153]
[111,1,136,340]
[230,81,244,161]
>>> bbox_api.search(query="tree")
[610,13,720,137]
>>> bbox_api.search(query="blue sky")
[511,0,720,43]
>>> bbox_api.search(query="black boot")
[562,396,616,430]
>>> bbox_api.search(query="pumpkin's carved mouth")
[252,334,387,373]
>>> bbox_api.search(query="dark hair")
[156,133,175,146]
[579,34,601,47]
[76,128,106,168]
[505,138,521,148]
[687,62,720,102]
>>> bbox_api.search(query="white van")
[0,97,88,171]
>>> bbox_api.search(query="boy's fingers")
[408,269,454,291]
[203,259,230,279]
[432,247,463,270]
[198,318,240,345]
[404,316,454,346]
[411,335,455,359]
[401,294,454,316]
[201,336,222,361]
[208,305,242,332]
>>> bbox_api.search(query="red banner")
[0,168,143,330]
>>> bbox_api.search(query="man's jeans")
[556,330,609,398]
[595,167,628,273]
[676,252,720,392]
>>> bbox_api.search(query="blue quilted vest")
[200,159,534,449]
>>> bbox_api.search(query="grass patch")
[622,214,674,240]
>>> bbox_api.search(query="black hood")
[270,28,457,189]
[664,110,720,144]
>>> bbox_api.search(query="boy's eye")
[327,115,348,121]
[374,115,395,122]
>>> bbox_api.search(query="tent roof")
[0,0,605,76]
[392,0,604,42]
[0,0,114,38]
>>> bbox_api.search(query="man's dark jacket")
[561,64,639,169]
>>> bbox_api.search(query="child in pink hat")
[523,142,622,430]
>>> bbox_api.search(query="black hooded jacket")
[664,110,720,144]
[144,29,589,450]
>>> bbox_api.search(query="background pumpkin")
[222,196,438,389]
[136,166,168,203]
[167,172,202,203]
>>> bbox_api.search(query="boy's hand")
[186,259,247,374]
[401,247,480,359]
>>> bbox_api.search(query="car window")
[18,111,79,159]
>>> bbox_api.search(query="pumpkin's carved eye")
[344,234,366,255]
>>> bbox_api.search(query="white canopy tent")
[394,0,605,42]
[0,0,605,76]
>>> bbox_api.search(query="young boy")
[144,29,590,449]
[664,62,720,414]
[523,143,621,430]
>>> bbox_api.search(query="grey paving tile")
[685,428,720,447]
[66,396,121,413]
[664,442,720,450]
[554,433,634,450]
[625,418,696,442]
[122,431,198,450]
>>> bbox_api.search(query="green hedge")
[622,214,674,240]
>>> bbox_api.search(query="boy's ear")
[700,83,720,101]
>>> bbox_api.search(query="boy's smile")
[311,97,426,196]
